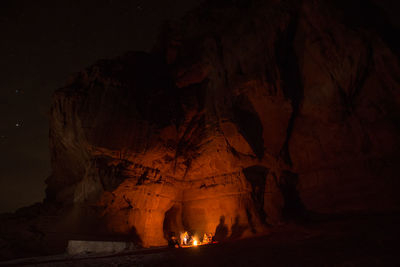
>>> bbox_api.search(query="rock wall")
[46,0,400,247]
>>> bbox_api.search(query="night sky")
[0,0,399,214]
[0,0,202,213]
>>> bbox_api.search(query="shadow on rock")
[229,216,247,240]
[130,226,142,248]
[214,216,228,242]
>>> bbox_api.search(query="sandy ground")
[1,213,399,267]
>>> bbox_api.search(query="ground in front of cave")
[2,213,399,266]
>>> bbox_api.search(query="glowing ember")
[193,239,198,246]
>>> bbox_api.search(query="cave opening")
[162,203,217,247]
[163,204,183,242]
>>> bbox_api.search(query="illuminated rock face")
[47,0,400,246]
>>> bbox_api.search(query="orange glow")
[180,232,189,246]
[179,232,212,247]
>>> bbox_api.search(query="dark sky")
[0,0,398,214]
[0,0,203,213]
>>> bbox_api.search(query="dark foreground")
[2,213,400,267]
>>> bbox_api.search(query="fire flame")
[179,231,212,247]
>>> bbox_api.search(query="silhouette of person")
[214,216,228,242]
[230,216,246,240]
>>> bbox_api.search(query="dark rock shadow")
[278,171,306,221]
[245,208,257,234]
[229,216,247,240]
[233,95,264,159]
[243,166,269,224]
[129,226,142,248]
[214,216,228,242]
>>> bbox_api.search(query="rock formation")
[45,0,400,247]
[2,0,399,256]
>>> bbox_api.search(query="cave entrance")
[162,204,214,247]
[163,204,183,241]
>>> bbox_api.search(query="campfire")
[169,231,215,248]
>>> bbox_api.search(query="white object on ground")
[67,240,135,255]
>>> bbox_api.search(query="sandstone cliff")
[40,0,400,248]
